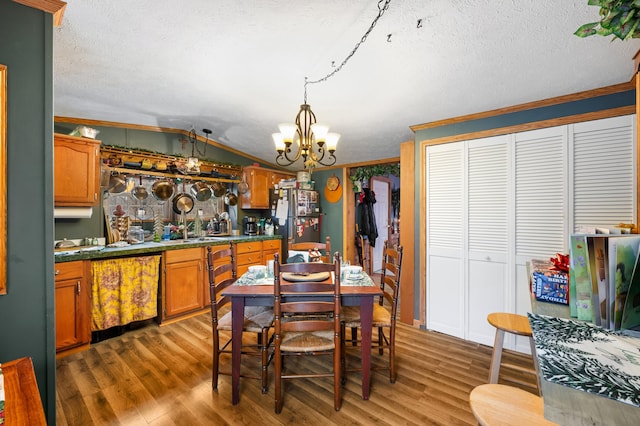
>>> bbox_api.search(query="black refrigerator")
[269,188,321,261]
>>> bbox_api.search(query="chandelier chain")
[303,0,392,103]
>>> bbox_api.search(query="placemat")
[282,271,330,282]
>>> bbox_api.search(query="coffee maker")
[243,216,258,236]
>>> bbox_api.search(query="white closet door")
[514,125,567,352]
[466,136,510,345]
[571,115,636,231]
[426,142,465,338]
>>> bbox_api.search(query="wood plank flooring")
[56,313,538,425]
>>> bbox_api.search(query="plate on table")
[281,271,330,282]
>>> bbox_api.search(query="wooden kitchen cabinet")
[235,240,264,276]
[262,238,281,264]
[240,166,295,209]
[54,133,101,206]
[55,260,91,357]
[162,248,205,321]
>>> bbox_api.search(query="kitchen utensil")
[224,191,237,206]
[190,181,212,202]
[132,176,149,200]
[107,172,126,193]
[172,180,195,214]
[238,175,249,194]
[152,179,174,201]
[211,182,226,198]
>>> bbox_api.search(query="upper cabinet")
[54,133,101,206]
[240,166,294,209]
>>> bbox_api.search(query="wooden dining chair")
[207,244,274,393]
[288,235,331,262]
[341,241,403,383]
[273,252,342,413]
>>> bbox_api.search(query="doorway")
[370,176,391,273]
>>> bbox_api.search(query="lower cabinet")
[55,260,91,357]
[162,248,205,321]
[236,241,264,276]
[262,238,281,264]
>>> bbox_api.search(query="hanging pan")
[132,176,149,201]
[152,179,174,201]
[172,180,195,215]
[211,182,226,198]
[224,191,238,206]
[190,181,212,202]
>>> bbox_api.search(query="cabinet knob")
[55,269,60,275]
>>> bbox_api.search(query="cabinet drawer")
[236,241,262,254]
[55,261,84,281]
[262,239,281,251]
[165,247,202,264]
[237,251,263,266]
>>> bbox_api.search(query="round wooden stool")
[487,312,540,394]
[469,384,557,426]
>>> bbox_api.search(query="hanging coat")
[357,188,378,247]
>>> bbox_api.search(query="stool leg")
[489,328,505,384]
[529,336,542,396]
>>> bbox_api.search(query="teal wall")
[0,1,56,423]
[310,169,344,257]
[412,89,636,322]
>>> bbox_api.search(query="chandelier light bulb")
[310,123,329,145]
[326,132,340,152]
[278,123,297,145]
[272,133,285,152]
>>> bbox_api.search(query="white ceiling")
[53,0,640,169]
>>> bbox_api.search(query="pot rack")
[101,146,242,184]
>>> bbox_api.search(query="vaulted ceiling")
[53,0,640,169]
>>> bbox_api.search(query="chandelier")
[273,0,391,169]
[273,82,340,168]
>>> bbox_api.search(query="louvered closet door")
[426,142,465,338]
[513,126,567,352]
[466,136,510,345]
[571,115,636,231]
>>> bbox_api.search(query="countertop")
[54,235,282,262]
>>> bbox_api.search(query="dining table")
[221,268,383,405]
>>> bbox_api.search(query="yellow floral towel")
[91,255,160,331]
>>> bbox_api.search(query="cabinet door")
[262,238,281,264]
[163,248,204,318]
[240,167,271,209]
[54,134,101,206]
[55,261,90,353]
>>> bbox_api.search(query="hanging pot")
[132,176,149,201]
[212,182,226,198]
[152,179,174,201]
[172,181,195,214]
[190,181,212,202]
[224,191,238,206]
[107,172,126,194]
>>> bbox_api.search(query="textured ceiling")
[53,0,640,169]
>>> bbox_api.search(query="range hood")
[54,207,94,219]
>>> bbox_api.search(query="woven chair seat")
[280,330,335,352]
[342,304,391,328]
[218,306,274,333]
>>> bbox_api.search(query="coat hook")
[417,18,423,28]
[387,33,392,42]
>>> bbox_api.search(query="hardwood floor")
[56,313,538,425]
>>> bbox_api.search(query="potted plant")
[575,0,640,41]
